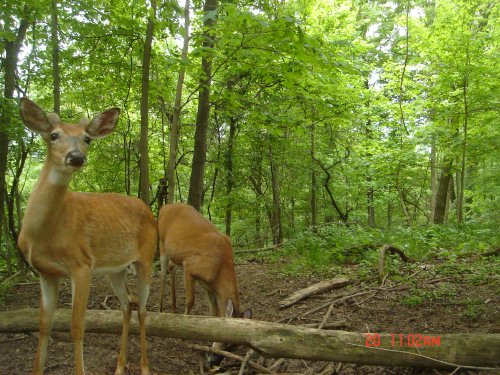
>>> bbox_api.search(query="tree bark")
[167,0,191,204]
[310,122,317,228]
[430,143,437,222]
[138,0,156,204]
[0,6,31,253]
[51,0,61,114]
[269,142,282,245]
[457,72,469,225]
[0,309,498,370]
[225,117,236,236]
[433,163,452,224]
[188,0,218,211]
[314,157,348,222]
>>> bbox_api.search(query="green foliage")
[1,0,499,275]
[463,300,487,321]
[276,223,499,277]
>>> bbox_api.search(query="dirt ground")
[0,256,498,375]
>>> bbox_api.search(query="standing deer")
[157,203,252,366]
[18,98,157,375]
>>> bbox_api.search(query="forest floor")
[0,252,498,375]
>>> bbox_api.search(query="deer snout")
[65,151,87,167]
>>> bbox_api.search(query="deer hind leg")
[168,260,177,313]
[207,291,219,317]
[108,269,132,375]
[159,254,168,312]
[70,268,91,375]
[183,270,195,315]
[33,275,59,375]
[135,262,151,375]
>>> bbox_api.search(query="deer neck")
[22,159,74,237]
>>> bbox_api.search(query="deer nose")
[65,151,86,167]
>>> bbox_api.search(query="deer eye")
[84,136,92,145]
[50,132,59,141]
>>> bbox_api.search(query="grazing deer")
[157,202,252,366]
[18,98,157,375]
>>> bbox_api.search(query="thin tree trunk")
[250,152,265,247]
[2,211,12,275]
[269,142,282,245]
[188,0,218,211]
[138,0,156,204]
[51,0,60,114]
[387,199,393,228]
[458,73,469,225]
[430,142,437,222]
[310,123,317,228]
[225,117,236,236]
[433,163,452,224]
[0,7,30,250]
[367,180,375,227]
[314,158,348,222]
[167,0,191,204]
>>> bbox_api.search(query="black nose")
[66,151,86,167]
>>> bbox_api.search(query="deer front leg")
[135,262,151,375]
[108,270,132,375]
[183,270,195,315]
[70,269,91,375]
[33,275,59,375]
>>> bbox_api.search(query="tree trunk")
[310,122,317,228]
[430,143,437,222]
[138,0,156,204]
[314,158,348,222]
[0,7,30,251]
[225,117,236,236]
[365,117,375,227]
[1,309,498,370]
[269,142,282,245]
[367,180,375,227]
[457,73,469,225]
[433,163,452,224]
[167,0,191,204]
[51,0,61,114]
[187,0,218,211]
[249,151,266,248]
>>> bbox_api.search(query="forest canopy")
[1,0,499,274]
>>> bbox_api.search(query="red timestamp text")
[365,333,441,348]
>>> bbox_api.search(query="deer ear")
[19,98,52,134]
[86,108,120,138]
[242,308,252,319]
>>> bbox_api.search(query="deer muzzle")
[65,151,87,168]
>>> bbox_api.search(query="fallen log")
[0,309,499,370]
[278,278,353,308]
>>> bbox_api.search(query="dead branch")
[278,279,353,309]
[186,343,270,374]
[378,244,410,284]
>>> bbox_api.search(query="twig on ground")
[318,302,335,330]
[186,343,271,374]
[238,349,255,375]
[100,295,113,310]
[268,357,285,372]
